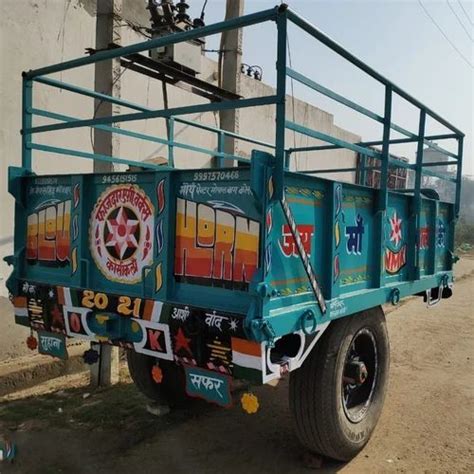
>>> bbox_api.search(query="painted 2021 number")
[81,290,141,317]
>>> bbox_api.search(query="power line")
[418,0,473,69]
[447,0,473,42]
[457,0,474,26]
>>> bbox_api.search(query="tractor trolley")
[5,4,463,461]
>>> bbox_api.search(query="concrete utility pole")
[219,0,244,165]
[90,0,121,386]
[93,0,122,173]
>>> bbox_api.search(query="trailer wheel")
[126,351,188,407]
[289,306,389,461]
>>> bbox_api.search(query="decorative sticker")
[174,198,260,290]
[184,365,232,407]
[345,214,365,255]
[37,331,68,359]
[26,200,71,265]
[132,319,173,360]
[156,179,165,215]
[385,210,407,274]
[73,184,80,208]
[420,227,429,250]
[279,224,314,257]
[90,185,154,284]
[437,219,446,248]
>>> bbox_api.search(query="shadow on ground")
[0,380,346,473]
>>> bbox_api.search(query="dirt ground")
[0,261,473,473]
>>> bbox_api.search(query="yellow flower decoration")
[241,392,259,414]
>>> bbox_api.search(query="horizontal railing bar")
[25,95,278,134]
[29,142,251,168]
[287,133,457,153]
[422,160,458,167]
[32,107,274,153]
[173,117,276,149]
[286,8,464,136]
[29,143,164,170]
[285,69,458,157]
[34,76,148,112]
[299,167,378,174]
[288,138,458,161]
[31,108,251,164]
[33,79,275,149]
[422,141,458,159]
[286,68,383,123]
[421,168,457,182]
[363,133,458,147]
[24,8,278,79]
[395,188,444,194]
[285,120,381,158]
[390,122,416,139]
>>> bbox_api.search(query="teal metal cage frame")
[20,4,463,263]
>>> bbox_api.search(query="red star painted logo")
[51,304,64,330]
[90,185,154,284]
[389,212,402,246]
[174,327,192,356]
[105,207,139,259]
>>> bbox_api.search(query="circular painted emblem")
[90,184,154,284]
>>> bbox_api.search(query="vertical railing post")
[359,153,367,186]
[374,85,392,287]
[284,149,291,170]
[454,136,463,218]
[168,117,175,167]
[409,109,426,280]
[216,131,225,168]
[274,6,288,200]
[22,76,33,171]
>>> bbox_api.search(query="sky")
[187,0,473,175]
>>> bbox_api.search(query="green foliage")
[459,176,474,223]
[455,218,474,247]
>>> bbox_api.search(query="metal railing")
[20,4,463,218]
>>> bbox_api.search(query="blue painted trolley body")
[5,6,463,395]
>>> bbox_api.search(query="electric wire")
[418,0,473,69]
[446,0,473,42]
[457,0,474,26]
[200,0,209,20]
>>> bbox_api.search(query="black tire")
[126,351,189,407]
[289,306,390,461]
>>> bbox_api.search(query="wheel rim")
[341,328,378,423]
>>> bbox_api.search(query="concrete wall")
[0,0,360,302]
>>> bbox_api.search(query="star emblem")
[105,207,139,259]
[389,212,402,246]
[229,318,238,332]
[174,327,192,356]
[51,305,64,329]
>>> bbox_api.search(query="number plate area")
[17,282,247,375]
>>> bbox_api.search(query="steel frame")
[21,5,463,213]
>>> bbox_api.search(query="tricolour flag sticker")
[231,337,264,383]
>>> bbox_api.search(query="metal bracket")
[426,275,450,308]
[251,319,277,347]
